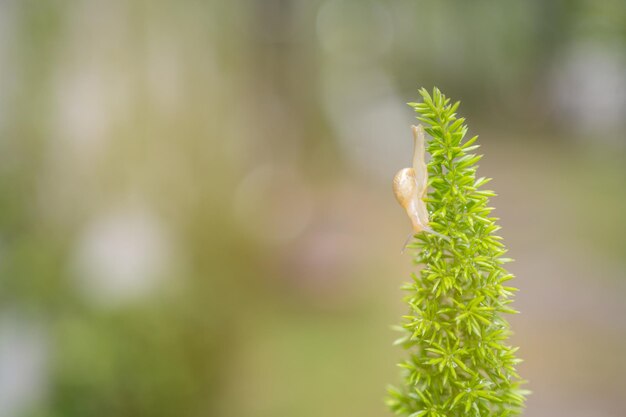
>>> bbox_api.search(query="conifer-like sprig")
[387,88,528,417]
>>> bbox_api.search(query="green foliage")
[387,88,528,417]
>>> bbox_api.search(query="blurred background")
[0,0,625,416]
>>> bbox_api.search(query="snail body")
[393,125,447,242]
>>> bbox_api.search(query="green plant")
[387,88,528,417]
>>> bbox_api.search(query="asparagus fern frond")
[388,88,528,417]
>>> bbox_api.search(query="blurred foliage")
[0,1,624,417]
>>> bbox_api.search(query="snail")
[393,124,449,249]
